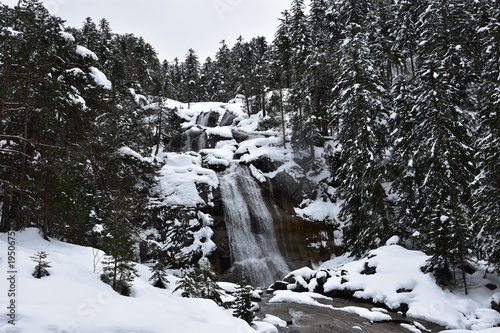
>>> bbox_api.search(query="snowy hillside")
[274,240,500,331]
[0,229,255,333]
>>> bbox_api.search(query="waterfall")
[219,165,290,287]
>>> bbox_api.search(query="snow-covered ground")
[275,239,500,331]
[0,229,256,333]
[3,100,498,333]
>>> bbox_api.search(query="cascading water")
[219,165,290,287]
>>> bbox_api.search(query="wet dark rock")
[485,283,497,291]
[220,110,236,126]
[491,298,500,313]
[232,128,269,143]
[361,262,377,275]
[462,261,477,275]
[204,187,232,275]
[247,154,278,173]
[396,288,413,294]
[287,278,309,293]
[183,127,207,151]
[396,303,409,317]
[206,132,232,149]
[273,169,317,205]
[271,281,290,291]
[196,110,220,127]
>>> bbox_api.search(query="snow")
[206,126,233,139]
[295,197,340,223]
[153,152,218,207]
[60,31,75,41]
[304,245,500,330]
[269,290,333,308]
[279,244,500,329]
[339,306,392,322]
[0,229,255,333]
[441,329,500,333]
[76,45,99,61]
[252,321,278,333]
[119,146,149,163]
[2,27,21,36]
[89,67,112,90]
[66,68,85,77]
[385,235,400,246]
[263,314,287,328]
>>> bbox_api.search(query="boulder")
[196,110,220,127]
[247,154,278,173]
[220,110,236,127]
[273,169,317,205]
[270,281,289,291]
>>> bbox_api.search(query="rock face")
[209,165,336,286]
[173,104,338,285]
[196,110,220,127]
[273,168,317,205]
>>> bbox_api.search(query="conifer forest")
[0,1,499,329]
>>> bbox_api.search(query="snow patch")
[76,45,98,61]
[89,67,112,90]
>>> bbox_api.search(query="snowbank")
[282,244,500,330]
[0,229,255,333]
[154,152,218,207]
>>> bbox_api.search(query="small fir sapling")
[31,251,51,278]
[232,274,255,324]
[174,258,224,306]
[149,256,170,289]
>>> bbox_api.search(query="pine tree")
[149,255,170,289]
[0,0,106,236]
[331,20,392,257]
[31,251,51,278]
[174,258,224,306]
[183,48,200,107]
[232,274,255,324]
[100,212,139,296]
[274,10,293,88]
[392,0,477,289]
[472,0,500,270]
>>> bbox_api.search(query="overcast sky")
[3,0,295,61]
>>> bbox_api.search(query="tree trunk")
[112,256,118,291]
[279,89,286,149]
[154,107,163,156]
[15,107,29,231]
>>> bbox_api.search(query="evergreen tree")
[149,255,170,289]
[0,0,106,236]
[274,10,293,88]
[100,211,139,296]
[472,0,500,270]
[331,20,392,257]
[392,0,476,289]
[174,258,224,306]
[214,40,234,101]
[183,48,200,107]
[232,274,255,324]
[30,251,51,278]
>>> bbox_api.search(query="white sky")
[3,0,294,61]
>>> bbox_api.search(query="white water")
[220,165,290,287]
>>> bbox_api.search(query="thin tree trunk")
[279,89,286,149]
[154,108,162,156]
[15,107,28,231]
